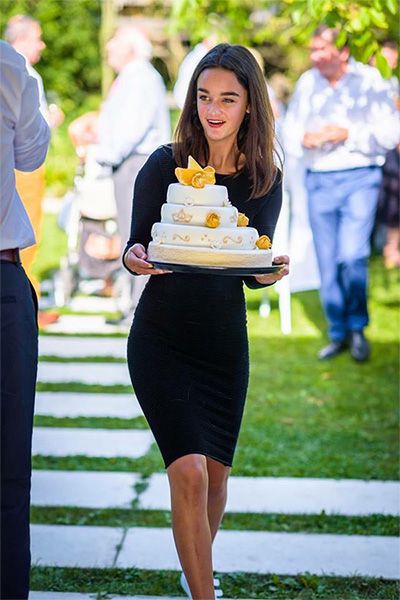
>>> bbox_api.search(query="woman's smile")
[207,119,225,128]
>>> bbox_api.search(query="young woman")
[124,43,289,599]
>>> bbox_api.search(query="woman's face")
[196,68,249,147]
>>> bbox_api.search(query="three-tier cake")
[147,157,272,268]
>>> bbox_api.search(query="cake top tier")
[175,156,216,189]
[166,183,229,207]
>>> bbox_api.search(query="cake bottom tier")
[148,242,272,268]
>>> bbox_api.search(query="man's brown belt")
[0,248,21,263]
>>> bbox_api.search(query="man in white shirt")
[96,25,171,321]
[5,15,64,322]
[173,36,217,109]
[96,26,171,239]
[0,40,50,600]
[283,25,399,361]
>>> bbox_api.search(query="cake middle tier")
[151,223,259,250]
[161,204,239,227]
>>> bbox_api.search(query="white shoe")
[180,572,223,599]
[180,572,192,599]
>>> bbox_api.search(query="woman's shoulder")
[246,166,282,201]
[149,143,175,166]
[271,167,283,192]
[138,144,175,177]
[138,144,177,189]
[245,167,282,213]
[259,166,282,197]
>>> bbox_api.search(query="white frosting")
[161,204,239,228]
[167,182,229,207]
[151,223,259,250]
[148,243,272,267]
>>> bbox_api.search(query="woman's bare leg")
[206,457,231,541]
[167,453,215,599]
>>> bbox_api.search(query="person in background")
[93,25,171,323]
[5,14,64,327]
[283,25,399,362]
[381,40,400,104]
[0,40,50,599]
[372,42,400,269]
[173,35,219,109]
[377,143,400,268]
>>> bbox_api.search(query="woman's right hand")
[124,244,172,275]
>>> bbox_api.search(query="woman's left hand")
[254,255,290,285]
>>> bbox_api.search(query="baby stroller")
[54,145,126,308]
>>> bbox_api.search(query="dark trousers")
[1,261,38,600]
[306,166,382,342]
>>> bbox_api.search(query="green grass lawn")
[30,566,399,599]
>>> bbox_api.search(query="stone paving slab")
[32,427,153,458]
[31,470,139,508]
[30,594,192,600]
[69,296,118,313]
[31,524,122,568]
[35,392,142,419]
[38,362,132,386]
[42,315,129,334]
[31,524,399,578]
[118,528,400,579]
[39,336,127,358]
[30,469,400,516]
[139,473,400,517]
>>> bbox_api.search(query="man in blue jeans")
[284,25,399,361]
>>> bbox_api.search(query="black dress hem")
[164,449,232,470]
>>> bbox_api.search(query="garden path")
[31,303,400,597]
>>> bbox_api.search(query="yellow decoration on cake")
[237,213,249,227]
[191,172,208,188]
[188,156,202,170]
[206,212,221,228]
[256,235,272,249]
[175,156,216,188]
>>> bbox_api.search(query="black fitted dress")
[124,145,282,468]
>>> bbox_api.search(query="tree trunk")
[101,0,115,98]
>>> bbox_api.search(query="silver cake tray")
[148,261,285,276]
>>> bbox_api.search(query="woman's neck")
[207,140,245,175]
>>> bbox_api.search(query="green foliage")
[168,0,266,45]
[170,0,399,78]
[0,0,102,110]
[281,0,399,77]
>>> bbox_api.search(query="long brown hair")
[173,43,281,199]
